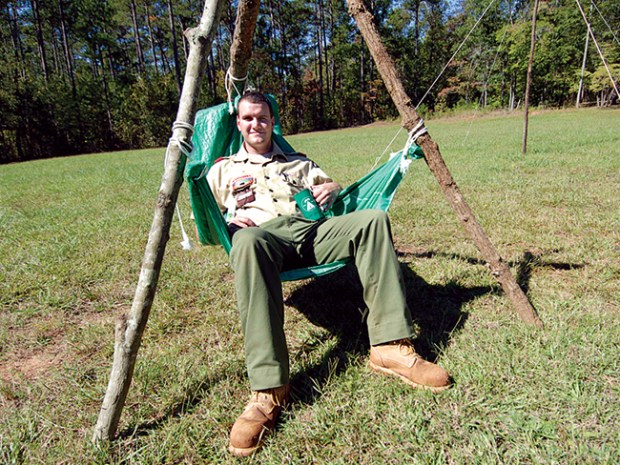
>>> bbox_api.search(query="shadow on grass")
[398,247,585,294]
[116,365,245,440]
[283,262,486,407]
[117,247,582,437]
[284,246,584,407]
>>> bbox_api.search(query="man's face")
[236,99,274,154]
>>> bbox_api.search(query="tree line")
[1,0,618,164]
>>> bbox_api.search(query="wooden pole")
[228,0,261,95]
[92,0,226,442]
[522,0,539,155]
[347,0,543,328]
[576,26,590,108]
[575,0,620,101]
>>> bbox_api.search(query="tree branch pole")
[228,0,261,94]
[522,0,539,155]
[92,0,226,442]
[576,25,590,108]
[575,0,620,101]
[347,0,542,328]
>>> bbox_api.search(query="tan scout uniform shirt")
[207,142,332,226]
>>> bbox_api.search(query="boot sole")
[368,361,451,393]
[229,444,260,457]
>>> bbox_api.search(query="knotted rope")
[165,120,195,250]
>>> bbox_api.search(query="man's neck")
[243,141,273,156]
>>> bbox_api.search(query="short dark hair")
[238,91,273,118]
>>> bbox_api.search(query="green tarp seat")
[185,96,422,281]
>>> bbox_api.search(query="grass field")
[1,107,619,464]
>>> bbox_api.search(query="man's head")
[237,92,275,155]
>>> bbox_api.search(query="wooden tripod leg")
[92,0,227,442]
[348,0,542,328]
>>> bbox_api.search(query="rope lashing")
[168,121,195,158]
[395,119,427,174]
[225,68,249,114]
[165,120,196,251]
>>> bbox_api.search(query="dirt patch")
[0,299,120,384]
[1,344,66,383]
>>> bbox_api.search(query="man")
[207,91,451,457]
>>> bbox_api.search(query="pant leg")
[229,223,294,391]
[303,210,414,345]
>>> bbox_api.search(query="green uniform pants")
[229,209,413,390]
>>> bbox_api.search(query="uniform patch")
[235,189,255,207]
[232,175,255,207]
[280,172,302,187]
[232,175,254,193]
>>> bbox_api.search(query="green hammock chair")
[185,96,423,282]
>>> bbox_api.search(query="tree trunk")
[92,0,226,442]
[58,0,76,95]
[130,0,146,76]
[316,0,325,126]
[276,1,288,109]
[509,73,516,110]
[167,0,183,95]
[522,0,539,155]
[8,3,27,80]
[97,43,115,138]
[31,0,48,81]
[347,0,543,328]
[145,2,159,75]
[159,40,170,73]
[180,17,189,60]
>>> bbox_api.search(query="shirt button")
[273,198,278,202]
[269,189,274,193]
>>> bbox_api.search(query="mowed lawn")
[1,107,619,464]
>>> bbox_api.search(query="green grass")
[1,107,619,464]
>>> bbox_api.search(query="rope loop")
[403,119,427,158]
[225,68,249,114]
[408,119,428,144]
[167,120,195,158]
[164,120,196,251]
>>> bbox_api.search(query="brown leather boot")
[369,340,451,392]
[228,385,290,457]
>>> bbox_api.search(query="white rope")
[369,126,404,171]
[370,118,428,173]
[404,119,428,157]
[225,68,249,114]
[384,119,428,175]
[165,120,195,251]
[415,0,499,110]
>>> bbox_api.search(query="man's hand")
[311,182,341,209]
[230,216,257,228]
